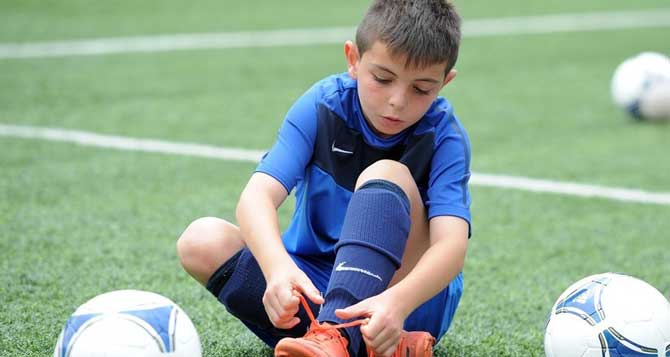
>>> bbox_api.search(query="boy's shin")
[319,179,411,353]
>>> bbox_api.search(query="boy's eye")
[414,87,430,95]
[372,74,431,95]
[373,75,391,84]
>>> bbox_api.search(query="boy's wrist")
[383,285,417,318]
[256,250,294,279]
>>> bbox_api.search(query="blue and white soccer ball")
[611,52,670,121]
[544,272,670,357]
[53,290,202,357]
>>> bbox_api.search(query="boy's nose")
[388,88,408,111]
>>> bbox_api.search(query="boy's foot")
[367,331,436,357]
[274,321,350,357]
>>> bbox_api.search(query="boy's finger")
[277,286,296,305]
[262,293,280,320]
[359,317,381,338]
[274,316,300,330]
[295,279,324,304]
[283,317,301,329]
[334,300,370,319]
[284,293,299,309]
[367,326,396,353]
[277,300,299,320]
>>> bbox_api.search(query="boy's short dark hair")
[355,0,461,74]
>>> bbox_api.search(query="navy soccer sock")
[318,179,411,355]
[206,249,317,346]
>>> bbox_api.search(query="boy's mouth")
[381,115,401,123]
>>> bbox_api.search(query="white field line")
[0,123,265,162]
[2,123,670,206]
[0,9,669,59]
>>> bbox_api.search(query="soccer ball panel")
[601,275,670,348]
[172,304,201,351]
[544,312,603,357]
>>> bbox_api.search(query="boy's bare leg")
[354,160,430,286]
[176,217,245,285]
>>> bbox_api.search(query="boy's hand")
[335,291,408,356]
[263,263,324,329]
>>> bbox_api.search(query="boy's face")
[345,40,456,138]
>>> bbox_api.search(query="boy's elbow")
[236,175,262,222]
[441,233,467,272]
[455,254,466,273]
[455,236,468,271]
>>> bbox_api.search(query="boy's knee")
[356,159,415,196]
[177,217,217,261]
[177,217,241,283]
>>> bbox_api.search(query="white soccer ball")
[545,272,670,357]
[611,52,670,121]
[53,290,202,357]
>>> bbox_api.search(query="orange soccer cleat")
[274,321,351,357]
[274,294,367,357]
[367,330,435,357]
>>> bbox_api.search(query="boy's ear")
[443,69,457,87]
[344,41,360,79]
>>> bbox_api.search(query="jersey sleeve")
[255,84,320,193]
[426,116,472,235]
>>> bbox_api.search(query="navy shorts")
[214,247,463,347]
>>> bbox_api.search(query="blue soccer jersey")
[256,72,472,258]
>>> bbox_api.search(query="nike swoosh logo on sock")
[335,262,382,281]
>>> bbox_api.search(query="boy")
[177,0,471,356]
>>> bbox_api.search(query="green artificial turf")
[1,1,669,356]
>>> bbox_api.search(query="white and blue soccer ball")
[544,272,670,357]
[53,290,202,357]
[611,52,670,121]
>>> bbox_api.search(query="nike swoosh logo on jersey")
[335,262,382,281]
[331,141,354,155]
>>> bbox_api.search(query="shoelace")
[295,292,369,330]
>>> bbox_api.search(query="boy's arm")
[236,172,324,329]
[385,215,468,314]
